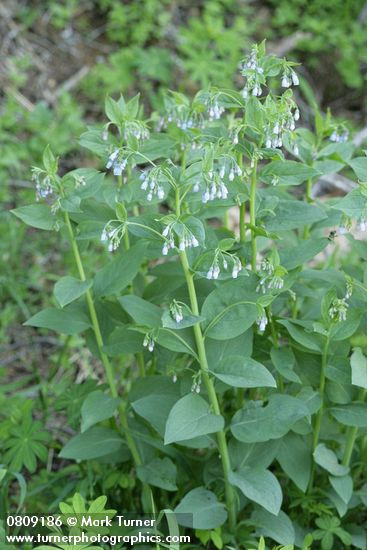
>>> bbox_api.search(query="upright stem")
[239,203,246,243]
[238,153,246,243]
[303,178,313,239]
[179,250,236,532]
[63,212,143,470]
[309,335,330,492]
[117,174,130,249]
[249,160,258,271]
[342,388,367,467]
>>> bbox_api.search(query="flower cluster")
[264,106,300,151]
[256,258,286,293]
[106,149,128,176]
[256,310,268,332]
[330,128,349,143]
[281,69,299,88]
[338,214,367,235]
[191,374,202,394]
[329,297,348,322]
[159,98,204,132]
[123,120,150,141]
[140,168,165,202]
[203,94,225,120]
[161,223,199,256]
[193,156,242,204]
[170,300,184,324]
[205,250,242,280]
[143,333,155,352]
[32,167,55,201]
[240,47,265,97]
[101,222,125,252]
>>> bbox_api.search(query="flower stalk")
[249,159,258,270]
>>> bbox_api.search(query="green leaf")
[270,347,300,383]
[206,330,253,368]
[279,238,329,270]
[103,327,144,356]
[54,276,92,308]
[351,348,367,389]
[11,204,57,230]
[137,458,177,491]
[260,160,320,186]
[210,355,276,388]
[231,394,309,443]
[119,295,162,328]
[25,307,91,335]
[138,134,175,161]
[81,391,120,432]
[115,202,127,222]
[156,328,197,357]
[251,509,295,546]
[94,242,147,297]
[329,404,367,427]
[329,309,361,341]
[105,96,124,125]
[229,467,282,515]
[276,433,311,492]
[130,376,181,436]
[349,157,367,181]
[174,488,227,530]
[42,144,57,173]
[313,444,349,476]
[161,309,205,330]
[264,201,326,231]
[278,319,322,352]
[59,427,125,460]
[4,416,49,474]
[202,279,258,340]
[329,475,353,504]
[229,439,280,471]
[333,188,367,218]
[164,394,224,445]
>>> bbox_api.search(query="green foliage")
[4,31,367,550]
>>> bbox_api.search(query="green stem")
[63,212,143,469]
[224,210,230,231]
[249,160,258,271]
[309,336,330,492]
[137,352,146,377]
[175,187,181,217]
[117,174,130,249]
[303,178,313,239]
[342,388,367,467]
[237,153,246,243]
[239,203,246,243]
[179,250,236,532]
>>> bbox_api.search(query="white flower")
[291,71,299,85]
[257,313,268,332]
[358,218,366,231]
[281,75,291,88]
